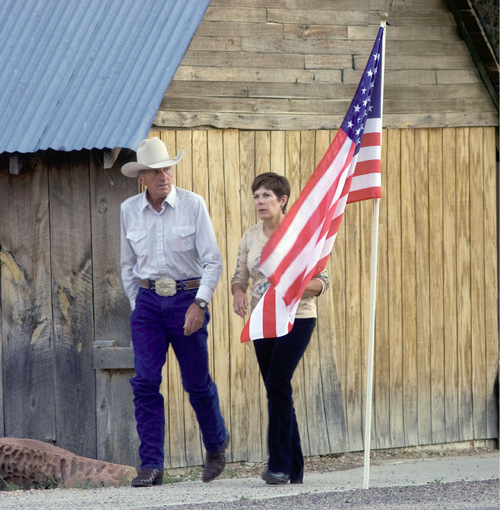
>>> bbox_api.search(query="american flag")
[241,27,384,342]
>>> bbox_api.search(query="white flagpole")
[362,13,387,491]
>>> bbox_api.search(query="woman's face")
[253,186,287,221]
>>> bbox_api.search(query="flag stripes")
[241,26,384,342]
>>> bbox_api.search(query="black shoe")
[131,468,163,487]
[202,432,230,483]
[261,470,290,485]
[290,477,303,484]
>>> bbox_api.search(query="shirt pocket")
[126,230,148,256]
[171,225,196,252]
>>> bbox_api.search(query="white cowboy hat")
[121,137,184,178]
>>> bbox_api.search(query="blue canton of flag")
[341,27,384,151]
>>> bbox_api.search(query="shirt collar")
[139,185,177,211]
[165,185,177,208]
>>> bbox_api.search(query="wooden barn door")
[0,150,137,463]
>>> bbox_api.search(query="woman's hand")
[301,278,323,298]
[232,288,248,317]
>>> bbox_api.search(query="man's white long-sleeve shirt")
[120,186,222,309]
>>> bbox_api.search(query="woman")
[231,172,329,485]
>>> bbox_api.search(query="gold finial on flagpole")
[380,12,389,22]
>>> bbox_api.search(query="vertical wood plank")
[95,369,140,467]
[175,130,194,190]
[359,198,372,447]
[90,151,135,346]
[0,156,6,437]
[469,127,487,439]
[455,127,474,441]
[282,130,303,458]
[192,131,210,202]
[91,147,139,465]
[428,128,446,443]
[48,151,96,458]
[285,131,302,207]
[386,129,404,447]
[238,131,264,462]
[442,128,460,442]
[400,128,418,446]
[207,129,232,453]
[291,130,316,457]
[373,128,391,449]
[185,130,207,467]
[414,129,432,445]
[314,130,349,453]
[482,127,499,438]
[300,131,329,456]
[270,131,286,175]
[344,198,363,450]
[160,129,188,468]
[255,131,271,174]
[163,348,185,468]
[0,155,56,442]
[239,131,257,231]
[324,131,350,453]
[224,129,246,462]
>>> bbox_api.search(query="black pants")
[253,318,317,479]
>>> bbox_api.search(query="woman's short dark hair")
[251,172,291,213]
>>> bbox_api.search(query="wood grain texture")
[90,151,136,346]
[48,150,96,459]
[414,129,432,446]
[469,128,487,440]
[400,129,418,446]
[386,129,404,448]
[428,128,446,444]
[95,369,140,469]
[0,155,56,443]
[482,128,499,439]
[455,128,474,441]
[442,128,460,443]
[0,125,497,469]
[153,0,497,130]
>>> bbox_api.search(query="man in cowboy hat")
[120,137,229,487]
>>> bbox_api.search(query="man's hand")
[183,303,205,336]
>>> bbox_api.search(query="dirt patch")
[165,443,497,482]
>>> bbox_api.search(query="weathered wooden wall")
[148,126,498,466]
[3,126,495,469]
[0,150,139,466]
[154,0,498,131]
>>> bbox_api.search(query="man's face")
[138,167,173,201]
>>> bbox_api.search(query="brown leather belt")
[138,278,201,297]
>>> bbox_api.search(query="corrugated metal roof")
[0,0,210,154]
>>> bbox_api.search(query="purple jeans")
[130,287,226,470]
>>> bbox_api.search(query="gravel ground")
[163,480,499,510]
[0,447,498,510]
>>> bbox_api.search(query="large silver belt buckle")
[155,278,177,297]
